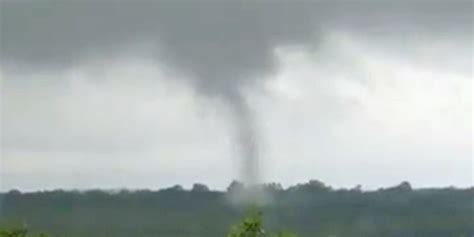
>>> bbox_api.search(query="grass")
[1,209,298,237]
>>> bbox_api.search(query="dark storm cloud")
[1,0,471,186]
[1,0,471,84]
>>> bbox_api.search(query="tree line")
[1,180,472,237]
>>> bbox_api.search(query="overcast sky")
[1,0,472,191]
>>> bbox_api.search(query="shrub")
[227,210,298,237]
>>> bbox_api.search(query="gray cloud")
[1,0,472,188]
[1,0,471,80]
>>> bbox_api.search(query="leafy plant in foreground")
[0,228,28,237]
[227,210,298,237]
[0,229,49,237]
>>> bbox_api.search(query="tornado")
[226,90,260,186]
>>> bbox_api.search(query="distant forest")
[1,180,473,237]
